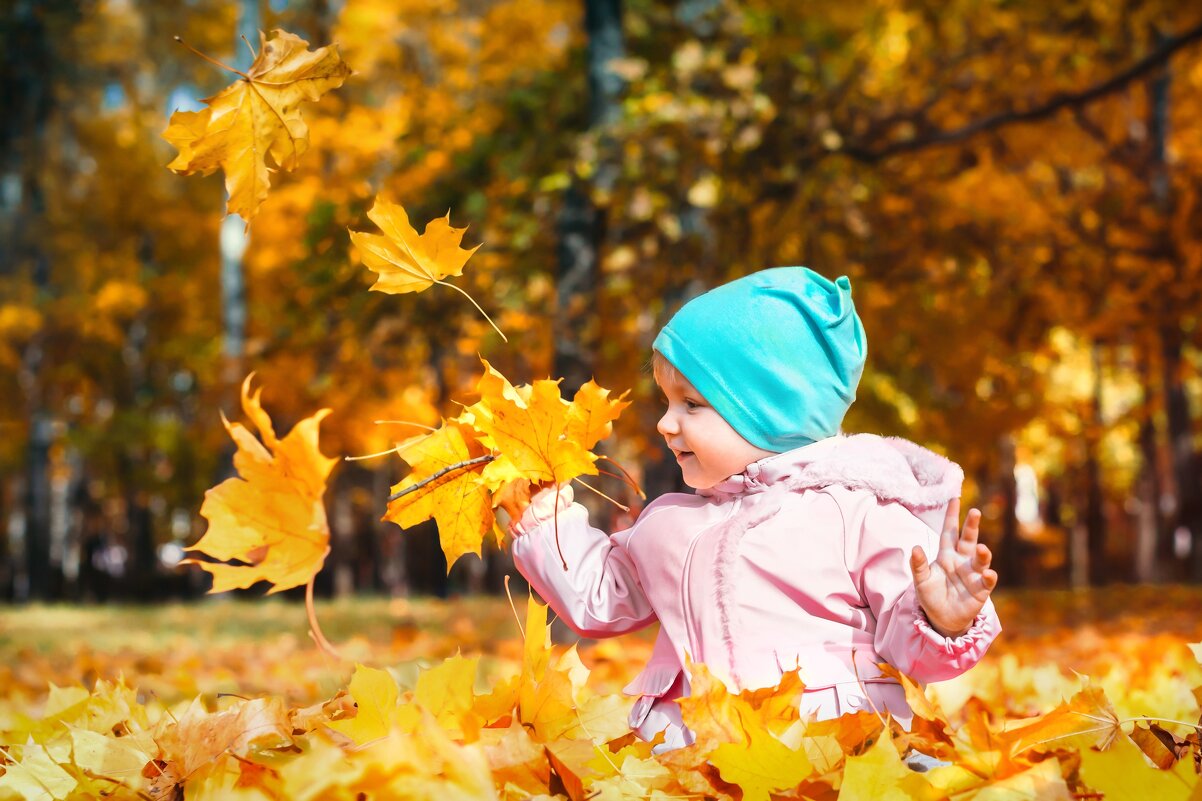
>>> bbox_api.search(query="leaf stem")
[434,279,508,342]
[1130,715,1202,730]
[373,420,439,432]
[240,33,258,62]
[598,455,646,499]
[386,454,495,502]
[305,576,342,660]
[553,482,568,571]
[503,574,525,639]
[572,477,630,512]
[173,36,251,79]
[344,446,401,461]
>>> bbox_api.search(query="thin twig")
[845,19,1202,163]
[386,454,495,502]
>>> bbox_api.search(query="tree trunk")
[1161,326,1202,580]
[554,0,625,395]
[1086,343,1108,585]
[995,435,1020,588]
[1135,342,1165,582]
[2,2,67,601]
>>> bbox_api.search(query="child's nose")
[657,410,678,436]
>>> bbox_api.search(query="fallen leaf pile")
[2,593,1201,800]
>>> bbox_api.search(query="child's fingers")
[957,508,982,551]
[981,568,998,593]
[971,543,992,572]
[910,545,931,583]
[939,498,961,553]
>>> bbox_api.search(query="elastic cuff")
[913,609,993,654]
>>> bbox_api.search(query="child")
[510,267,1000,752]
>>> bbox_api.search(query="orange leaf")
[1000,684,1123,757]
[384,421,494,571]
[474,377,599,489]
[350,199,504,339]
[565,380,631,451]
[350,199,480,295]
[164,29,350,220]
[185,375,336,593]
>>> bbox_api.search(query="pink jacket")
[511,434,1000,742]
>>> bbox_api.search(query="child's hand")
[508,484,574,537]
[910,499,998,638]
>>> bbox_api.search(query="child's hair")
[650,350,685,390]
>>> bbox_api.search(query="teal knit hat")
[652,267,867,452]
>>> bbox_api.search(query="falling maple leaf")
[184,374,337,594]
[349,198,505,340]
[163,29,351,221]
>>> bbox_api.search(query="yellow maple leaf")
[68,728,156,792]
[710,724,813,801]
[185,375,337,593]
[350,198,505,340]
[837,731,941,801]
[154,696,294,781]
[384,421,495,571]
[325,663,411,746]
[565,380,631,451]
[1077,736,1195,801]
[163,29,351,221]
[476,378,598,488]
[677,660,804,754]
[998,684,1122,757]
[0,744,77,801]
[515,598,631,745]
[415,653,482,740]
[388,362,631,569]
[478,722,551,796]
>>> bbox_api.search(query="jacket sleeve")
[511,502,657,639]
[849,499,1001,684]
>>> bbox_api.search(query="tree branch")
[386,454,495,503]
[843,19,1202,163]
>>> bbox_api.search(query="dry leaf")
[164,29,351,220]
[184,374,336,593]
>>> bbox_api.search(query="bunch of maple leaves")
[4,26,1201,801]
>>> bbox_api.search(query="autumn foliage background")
[4,0,1202,799]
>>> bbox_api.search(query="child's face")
[655,367,775,490]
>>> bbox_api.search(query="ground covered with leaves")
[1,586,1201,800]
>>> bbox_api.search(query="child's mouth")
[675,450,694,463]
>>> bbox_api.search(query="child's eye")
[684,398,702,410]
